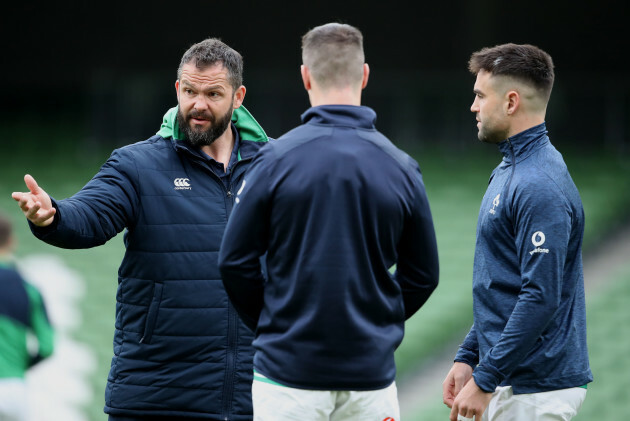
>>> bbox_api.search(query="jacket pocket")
[140,282,164,344]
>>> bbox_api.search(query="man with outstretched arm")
[12,38,270,421]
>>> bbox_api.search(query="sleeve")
[25,283,54,367]
[29,148,140,249]
[454,324,479,368]
[218,147,274,331]
[394,167,439,320]
[472,180,572,392]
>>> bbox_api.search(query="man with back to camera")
[0,211,54,421]
[218,22,440,420]
[442,43,593,421]
[11,38,271,420]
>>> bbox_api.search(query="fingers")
[450,402,476,421]
[449,379,492,421]
[11,191,26,202]
[24,174,40,194]
[12,191,33,209]
[11,191,56,227]
[443,375,455,408]
[444,363,473,409]
[28,204,56,227]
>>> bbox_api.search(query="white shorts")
[252,372,400,421]
[479,385,587,421]
[0,378,28,421]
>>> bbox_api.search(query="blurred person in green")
[0,211,54,421]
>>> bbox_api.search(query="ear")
[301,65,312,91]
[233,85,246,109]
[505,90,520,116]
[175,80,180,102]
[361,63,370,89]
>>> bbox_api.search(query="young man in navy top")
[442,43,592,421]
[219,22,439,420]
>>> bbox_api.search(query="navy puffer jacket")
[30,106,269,420]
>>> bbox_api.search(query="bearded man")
[12,38,271,421]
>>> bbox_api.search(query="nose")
[193,96,210,111]
[470,97,479,113]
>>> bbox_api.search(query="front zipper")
[221,301,239,420]
[505,138,516,194]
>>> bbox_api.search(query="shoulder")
[104,135,175,169]
[363,130,420,173]
[0,265,23,282]
[0,266,28,296]
[511,158,574,213]
[239,137,274,160]
[115,135,172,156]
[270,125,325,157]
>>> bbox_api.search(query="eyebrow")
[181,80,225,92]
[473,88,484,96]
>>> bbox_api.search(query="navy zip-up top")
[219,105,439,390]
[29,119,269,419]
[455,123,593,393]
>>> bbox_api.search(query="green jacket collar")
[157,104,268,144]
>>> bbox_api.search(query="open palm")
[11,174,56,227]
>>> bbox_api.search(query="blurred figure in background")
[0,211,54,421]
[442,43,592,421]
[11,37,271,420]
[219,22,439,420]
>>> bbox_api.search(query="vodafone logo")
[383,418,396,421]
[531,231,545,247]
[174,178,192,190]
[529,230,549,256]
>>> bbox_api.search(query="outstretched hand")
[11,174,56,227]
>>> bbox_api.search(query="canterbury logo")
[174,178,192,190]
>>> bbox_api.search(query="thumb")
[24,174,41,194]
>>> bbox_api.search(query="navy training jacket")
[455,123,593,393]
[219,105,439,390]
[30,115,269,419]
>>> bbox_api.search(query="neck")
[200,127,235,170]
[507,113,545,138]
[308,85,362,107]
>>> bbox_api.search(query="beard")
[177,106,233,147]
[477,117,509,144]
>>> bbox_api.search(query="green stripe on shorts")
[253,370,286,387]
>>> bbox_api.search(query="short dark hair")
[469,43,555,101]
[177,38,243,92]
[301,23,365,89]
[0,212,12,248]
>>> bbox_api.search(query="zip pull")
[227,190,233,198]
